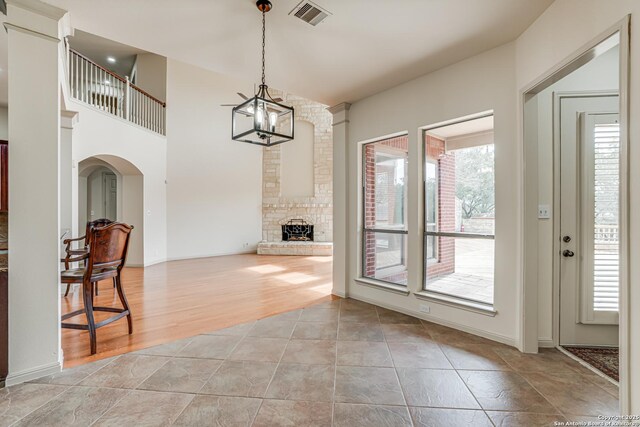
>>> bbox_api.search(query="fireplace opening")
[282,219,314,242]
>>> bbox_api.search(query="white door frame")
[520,16,630,412]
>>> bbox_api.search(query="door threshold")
[557,345,619,386]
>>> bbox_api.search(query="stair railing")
[67,48,166,135]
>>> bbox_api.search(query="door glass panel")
[592,121,620,312]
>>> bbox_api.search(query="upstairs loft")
[64,31,167,136]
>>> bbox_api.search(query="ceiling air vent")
[289,1,331,26]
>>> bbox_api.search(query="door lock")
[562,250,575,257]
[563,236,572,243]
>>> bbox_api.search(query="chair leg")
[113,278,116,288]
[115,275,133,334]
[90,282,95,308]
[82,281,97,355]
[95,281,99,296]
[64,283,71,297]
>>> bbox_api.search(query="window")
[362,135,409,286]
[581,113,620,324]
[423,115,495,305]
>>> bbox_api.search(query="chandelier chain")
[261,10,266,87]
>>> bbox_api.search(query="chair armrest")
[60,252,89,270]
[62,235,86,245]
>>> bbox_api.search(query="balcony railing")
[66,48,166,135]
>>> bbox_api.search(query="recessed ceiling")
[68,30,148,78]
[2,0,554,106]
[429,116,494,139]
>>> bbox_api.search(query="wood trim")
[129,83,166,107]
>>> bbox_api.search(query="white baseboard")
[6,360,62,386]
[332,289,347,298]
[538,339,555,348]
[349,293,516,348]
[165,250,257,263]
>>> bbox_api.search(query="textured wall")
[262,91,333,243]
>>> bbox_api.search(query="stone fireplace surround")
[257,91,333,256]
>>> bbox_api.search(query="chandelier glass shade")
[232,0,294,147]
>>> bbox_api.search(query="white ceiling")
[429,115,494,139]
[0,1,553,107]
[34,0,553,105]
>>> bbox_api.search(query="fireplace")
[282,219,314,242]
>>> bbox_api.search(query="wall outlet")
[419,304,430,314]
[538,204,551,219]
[243,243,249,248]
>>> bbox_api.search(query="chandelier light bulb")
[269,112,278,131]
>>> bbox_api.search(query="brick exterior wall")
[363,135,408,283]
[261,90,333,243]
[425,135,456,278]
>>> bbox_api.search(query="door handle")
[563,250,575,257]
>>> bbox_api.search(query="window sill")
[414,291,497,317]
[355,278,410,295]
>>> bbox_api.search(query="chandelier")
[232,0,294,147]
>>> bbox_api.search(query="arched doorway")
[77,155,144,265]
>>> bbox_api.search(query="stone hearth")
[257,241,333,256]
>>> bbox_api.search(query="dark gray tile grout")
[9,298,616,427]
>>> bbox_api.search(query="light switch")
[538,205,551,219]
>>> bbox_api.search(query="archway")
[77,155,144,265]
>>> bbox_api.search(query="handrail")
[129,83,166,107]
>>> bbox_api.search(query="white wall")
[281,120,315,198]
[0,107,8,140]
[69,99,167,266]
[165,59,262,259]
[535,46,619,343]
[343,42,518,344]
[515,0,640,411]
[134,53,167,101]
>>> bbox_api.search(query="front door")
[558,93,619,347]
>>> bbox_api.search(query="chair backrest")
[85,222,134,273]
[84,218,115,246]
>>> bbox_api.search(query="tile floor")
[7,299,619,426]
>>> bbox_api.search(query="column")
[6,0,68,384]
[328,103,350,298]
[61,111,78,242]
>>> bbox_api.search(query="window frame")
[421,115,496,307]
[360,136,409,287]
[425,159,439,264]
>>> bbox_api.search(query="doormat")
[563,346,618,382]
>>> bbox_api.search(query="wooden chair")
[61,219,115,297]
[60,222,134,355]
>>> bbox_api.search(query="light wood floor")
[62,254,334,368]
